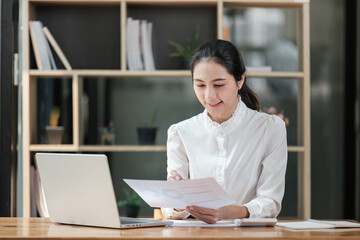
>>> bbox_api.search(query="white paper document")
[123,178,236,209]
[276,219,360,229]
[171,220,238,227]
[171,218,277,227]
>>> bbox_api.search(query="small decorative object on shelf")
[262,107,290,126]
[43,106,64,144]
[117,189,143,218]
[99,121,115,145]
[134,109,158,145]
[168,24,200,69]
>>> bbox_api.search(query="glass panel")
[224,7,299,71]
[310,0,345,219]
[35,78,73,144]
[247,77,298,146]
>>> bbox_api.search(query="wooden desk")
[0,218,360,240]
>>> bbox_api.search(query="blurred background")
[0,0,359,220]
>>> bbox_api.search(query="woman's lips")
[207,101,223,108]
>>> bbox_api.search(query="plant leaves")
[150,108,158,127]
[167,25,201,58]
[133,112,145,127]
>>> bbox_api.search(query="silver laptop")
[35,153,172,229]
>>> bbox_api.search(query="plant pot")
[125,205,140,218]
[100,132,115,145]
[136,127,157,145]
[42,126,64,144]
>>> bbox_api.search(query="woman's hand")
[168,170,183,181]
[185,205,250,224]
[168,170,185,212]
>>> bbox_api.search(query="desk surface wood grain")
[0,218,360,240]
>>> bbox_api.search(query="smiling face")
[193,59,245,124]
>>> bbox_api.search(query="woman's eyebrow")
[194,78,227,82]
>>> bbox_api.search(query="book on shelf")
[126,18,134,70]
[43,26,72,70]
[141,20,155,71]
[43,27,57,70]
[126,17,155,71]
[29,21,72,70]
[29,21,52,70]
[133,19,143,70]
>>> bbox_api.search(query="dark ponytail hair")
[189,39,260,111]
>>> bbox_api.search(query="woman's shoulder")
[258,112,286,137]
[168,112,204,134]
[247,108,285,128]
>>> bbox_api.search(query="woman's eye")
[196,85,205,88]
[214,84,224,88]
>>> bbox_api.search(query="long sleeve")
[166,124,189,180]
[243,116,288,218]
[161,124,191,220]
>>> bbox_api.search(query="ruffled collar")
[203,95,245,136]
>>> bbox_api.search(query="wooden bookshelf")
[20,0,310,219]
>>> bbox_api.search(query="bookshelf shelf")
[127,0,219,6]
[246,71,304,78]
[79,145,167,152]
[29,144,78,152]
[21,0,310,219]
[29,144,302,153]
[29,70,192,78]
[223,0,304,8]
[29,0,122,5]
[29,144,167,152]
[29,70,304,78]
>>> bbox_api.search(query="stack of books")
[126,17,155,71]
[29,21,72,70]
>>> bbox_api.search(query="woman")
[162,40,287,223]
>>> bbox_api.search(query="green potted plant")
[134,109,158,145]
[117,189,143,218]
[168,24,200,69]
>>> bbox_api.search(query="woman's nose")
[205,87,216,101]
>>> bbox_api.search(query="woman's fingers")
[187,206,217,215]
[169,170,183,181]
[186,206,220,224]
[186,208,219,224]
[167,176,176,181]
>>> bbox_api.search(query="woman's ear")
[237,73,245,90]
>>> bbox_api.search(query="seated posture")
[162,40,287,224]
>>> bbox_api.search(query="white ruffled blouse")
[162,96,288,219]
